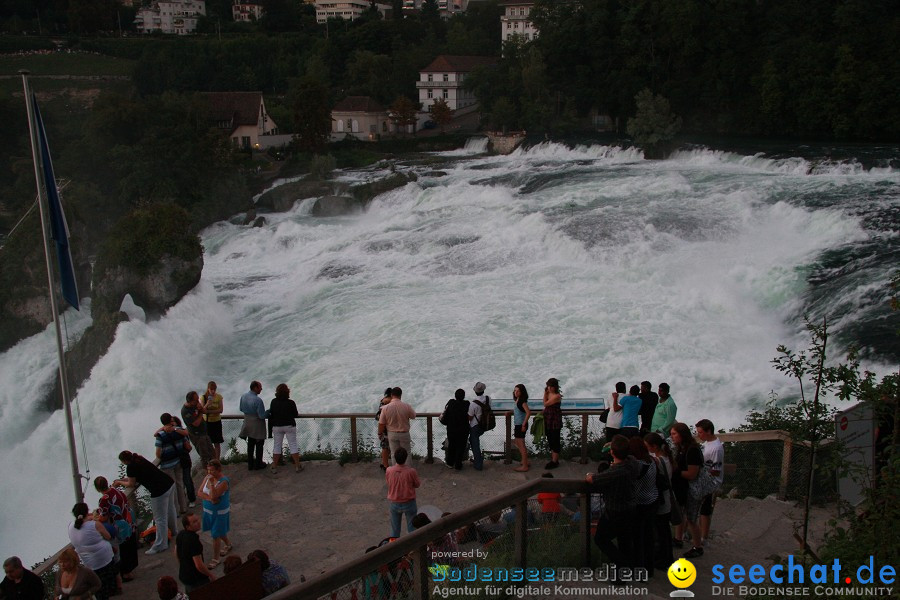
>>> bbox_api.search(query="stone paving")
[117,457,832,600]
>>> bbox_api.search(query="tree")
[626,88,681,159]
[345,50,394,105]
[289,76,333,152]
[389,95,418,136]
[427,98,453,133]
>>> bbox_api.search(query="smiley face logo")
[668,558,697,588]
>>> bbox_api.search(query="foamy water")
[1,142,897,564]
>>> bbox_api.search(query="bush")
[95,203,201,276]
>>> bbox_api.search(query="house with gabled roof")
[416,55,497,118]
[331,96,394,141]
[202,91,279,150]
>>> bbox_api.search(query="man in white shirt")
[696,418,724,546]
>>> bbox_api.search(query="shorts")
[379,435,389,450]
[206,420,224,444]
[700,493,715,516]
[514,427,526,439]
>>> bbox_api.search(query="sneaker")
[684,546,704,558]
[544,461,559,470]
[445,462,455,469]
[145,547,163,555]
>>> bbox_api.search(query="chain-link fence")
[218,410,609,467]
[719,433,838,503]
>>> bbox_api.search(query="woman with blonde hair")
[55,548,101,600]
[197,459,233,568]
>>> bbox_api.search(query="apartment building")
[134,0,206,34]
[499,0,537,43]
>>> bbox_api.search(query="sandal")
[207,558,220,569]
[219,544,233,557]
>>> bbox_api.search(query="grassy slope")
[0,52,135,76]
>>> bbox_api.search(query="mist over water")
[2,141,897,564]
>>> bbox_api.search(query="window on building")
[443,74,448,82]
[241,136,251,148]
[507,22,511,29]
[428,74,433,82]
[514,22,518,28]
[442,89,448,99]
[427,89,433,98]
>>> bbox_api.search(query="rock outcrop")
[91,254,203,318]
[256,180,332,212]
[311,172,417,217]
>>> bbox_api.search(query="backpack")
[473,396,496,431]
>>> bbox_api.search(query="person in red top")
[94,476,138,581]
[385,448,420,538]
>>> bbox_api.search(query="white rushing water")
[1,142,897,564]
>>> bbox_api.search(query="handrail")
[267,477,592,600]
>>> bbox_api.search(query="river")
[1,138,897,565]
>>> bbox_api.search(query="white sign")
[835,402,874,507]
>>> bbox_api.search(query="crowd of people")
[1,376,727,598]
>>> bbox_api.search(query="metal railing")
[267,477,595,600]
[219,408,609,466]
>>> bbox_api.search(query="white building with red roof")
[416,55,498,118]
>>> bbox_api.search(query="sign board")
[835,402,874,507]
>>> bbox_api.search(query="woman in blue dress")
[197,459,232,569]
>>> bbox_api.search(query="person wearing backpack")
[468,382,490,471]
[94,477,137,582]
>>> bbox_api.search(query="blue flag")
[33,94,79,311]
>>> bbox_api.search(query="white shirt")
[702,437,725,485]
[468,394,485,427]
[606,392,624,428]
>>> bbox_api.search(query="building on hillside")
[331,96,395,141]
[499,0,537,43]
[314,0,390,23]
[232,0,264,21]
[401,0,468,17]
[134,0,206,34]
[416,55,497,122]
[202,92,279,150]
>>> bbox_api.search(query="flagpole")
[20,70,84,504]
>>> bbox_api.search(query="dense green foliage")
[95,203,201,275]
[626,88,682,157]
[526,0,900,139]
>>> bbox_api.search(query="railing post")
[412,545,430,600]
[426,416,434,464]
[580,414,589,464]
[579,492,591,566]
[350,417,359,462]
[504,413,512,464]
[514,499,527,567]
[779,438,793,500]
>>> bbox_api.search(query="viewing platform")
[105,457,831,600]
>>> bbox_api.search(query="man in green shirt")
[650,382,677,437]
